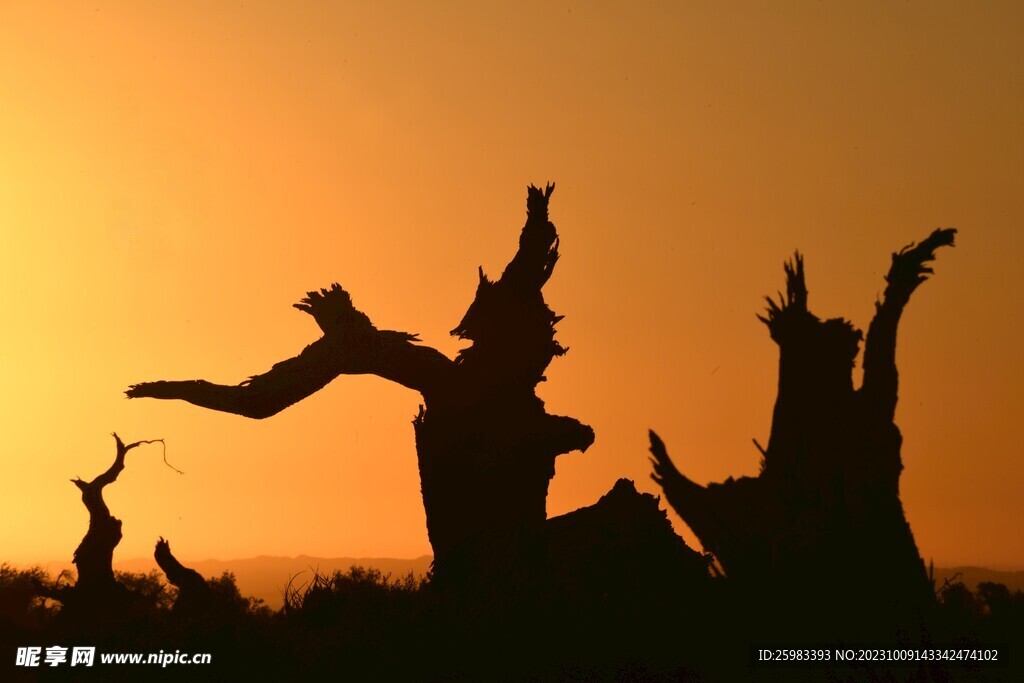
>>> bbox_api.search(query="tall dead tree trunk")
[64,433,162,614]
[127,185,594,584]
[650,229,955,630]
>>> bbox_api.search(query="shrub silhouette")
[112,570,173,612]
[0,564,59,636]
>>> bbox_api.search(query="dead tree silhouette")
[127,185,595,585]
[58,433,165,615]
[154,537,211,613]
[650,229,955,631]
[545,479,712,611]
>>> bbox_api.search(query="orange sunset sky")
[1,1,1021,569]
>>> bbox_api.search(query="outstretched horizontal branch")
[127,284,454,418]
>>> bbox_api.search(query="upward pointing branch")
[757,252,811,344]
[502,182,559,291]
[72,433,166,516]
[70,433,165,595]
[861,228,956,420]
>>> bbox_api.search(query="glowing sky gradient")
[1,1,1021,568]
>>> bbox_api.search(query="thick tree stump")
[61,433,162,618]
[651,229,955,633]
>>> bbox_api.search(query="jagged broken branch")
[126,285,454,417]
